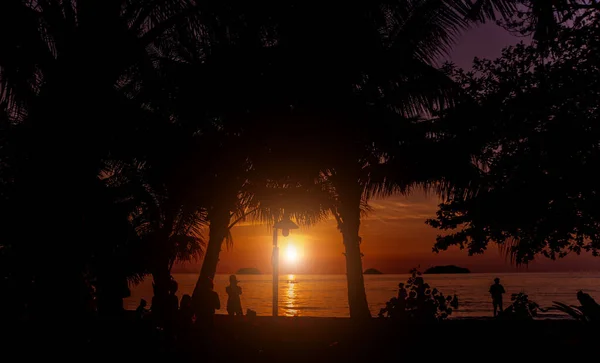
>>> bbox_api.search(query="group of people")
[137,275,508,323]
[135,274,245,330]
[199,274,244,317]
[393,277,507,317]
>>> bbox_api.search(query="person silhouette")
[179,295,194,321]
[166,278,180,323]
[489,277,506,317]
[195,278,220,330]
[577,290,600,321]
[135,298,148,319]
[178,294,194,332]
[226,275,243,316]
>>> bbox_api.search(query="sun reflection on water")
[285,274,298,317]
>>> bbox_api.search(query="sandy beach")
[4,314,597,360]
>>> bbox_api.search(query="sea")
[125,272,600,319]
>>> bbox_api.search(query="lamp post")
[272,215,299,317]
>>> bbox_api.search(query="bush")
[378,268,458,322]
[498,292,542,321]
[551,291,600,322]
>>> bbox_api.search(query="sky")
[175,23,600,275]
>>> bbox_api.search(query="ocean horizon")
[126,272,600,319]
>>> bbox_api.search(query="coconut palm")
[103,154,207,310]
[140,26,335,310]
[0,0,204,319]
[184,126,334,308]
[160,0,525,319]
[231,0,506,319]
[270,0,592,319]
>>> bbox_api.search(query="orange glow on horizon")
[172,193,600,274]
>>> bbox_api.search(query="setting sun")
[285,244,299,263]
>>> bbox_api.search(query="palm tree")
[0,0,204,319]
[159,0,522,319]
[185,127,333,309]
[263,0,588,319]
[104,154,207,311]
[238,0,500,319]
[141,27,334,310]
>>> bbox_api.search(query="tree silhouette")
[142,17,334,313]
[242,0,518,319]
[139,0,568,319]
[427,14,600,264]
[464,1,600,47]
[0,0,204,320]
[2,0,595,323]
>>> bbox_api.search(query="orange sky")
[174,24,600,275]
[173,191,600,274]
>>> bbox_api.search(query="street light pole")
[272,215,299,317]
[272,228,279,317]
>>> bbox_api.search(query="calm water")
[126,272,600,319]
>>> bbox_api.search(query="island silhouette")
[236,267,262,275]
[423,265,470,274]
[363,268,383,274]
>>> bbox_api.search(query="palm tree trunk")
[150,227,174,323]
[340,214,371,319]
[337,187,371,319]
[191,208,230,303]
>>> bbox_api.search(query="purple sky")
[445,22,528,69]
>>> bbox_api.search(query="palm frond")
[387,0,471,64]
[240,180,333,230]
[549,301,586,321]
[379,58,461,117]
[498,237,530,266]
[169,234,204,264]
[224,229,234,251]
[461,0,518,22]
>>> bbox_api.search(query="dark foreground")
[3,315,599,360]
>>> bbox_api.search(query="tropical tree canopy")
[427,13,600,264]
[2,0,598,320]
[0,0,206,318]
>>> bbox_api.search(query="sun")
[285,244,298,263]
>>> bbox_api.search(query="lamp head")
[273,216,299,232]
[282,229,290,237]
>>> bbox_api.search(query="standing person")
[135,299,149,319]
[489,277,506,317]
[226,275,243,316]
[178,294,194,328]
[194,278,220,330]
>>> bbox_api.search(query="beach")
[6,314,597,360]
[126,272,600,319]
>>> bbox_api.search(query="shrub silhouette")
[378,268,458,322]
[551,291,600,322]
[498,292,542,321]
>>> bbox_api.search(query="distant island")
[363,268,383,275]
[424,265,470,274]
[236,267,261,275]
